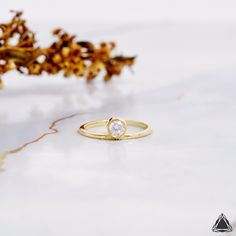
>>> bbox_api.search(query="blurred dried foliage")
[0,11,135,88]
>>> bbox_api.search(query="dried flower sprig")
[0,11,135,88]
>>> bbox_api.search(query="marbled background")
[0,1,236,235]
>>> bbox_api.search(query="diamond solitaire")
[107,117,127,139]
[79,117,151,140]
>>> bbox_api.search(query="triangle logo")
[212,213,233,232]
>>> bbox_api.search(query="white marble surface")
[0,22,236,236]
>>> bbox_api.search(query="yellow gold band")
[79,117,152,140]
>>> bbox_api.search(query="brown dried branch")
[0,11,135,88]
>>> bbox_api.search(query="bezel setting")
[107,117,127,139]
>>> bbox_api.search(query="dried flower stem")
[0,11,135,88]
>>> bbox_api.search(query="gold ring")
[79,117,152,140]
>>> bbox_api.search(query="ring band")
[79,117,152,140]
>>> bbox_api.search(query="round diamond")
[108,119,126,138]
